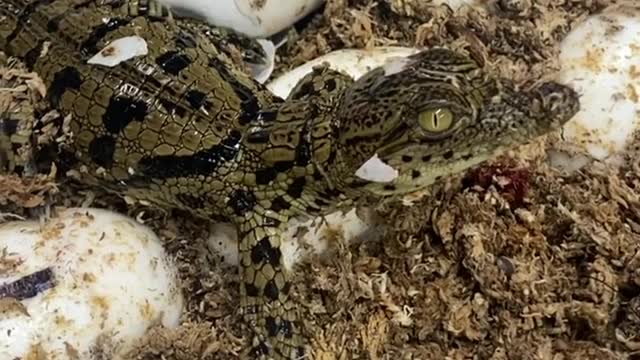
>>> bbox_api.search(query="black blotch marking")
[227,189,256,216]
[264,316,293,338]
[270,196,291,212]
[256,161,293,185]
[265,316,279,337]
[246,129,270,144]
[281,319,293,338]
[23,41,44,70]
[103,96,148,134]
[6,0,56,45]
[383,184,396,191]
[0,267,55,300]
[185,90,207,109]
[263,216,281,228]
[55,148,80,174]
[159,98,187,118]
[48,67,83,108]
[461,153,473,161]
[411,170,421,179]
[326,148,337,165]
[422,155,432,162]
[89,135,116,168]
[443,150,454,160]
[255,167,278,185]
[174,30,197,49]
[138,130,241,178]
[291,81,314,99]
[435,175,443,182]
[274,161,294,172]
[156,51,191,75]
[296,347,306,357]
[0,117,19,135]
[286,177,306,198]
[250,342,269,357]
[208,56,260,125]
[295,131,311,166]
[80,18,130,55]
[251,237,281,266]
[264,279,280,301]
[402,155,413,162]
[245,282,260,297]
[257,110,277,122]
[46,12,66,33]
[281,282,291,295]
[325,78,337,91]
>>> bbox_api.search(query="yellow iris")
[418,108,454,133]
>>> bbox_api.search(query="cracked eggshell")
[158,0,325,38]
[0,208,183,360]
[208,208,385,270]
[267,46,420,98]
[552,3,640,169]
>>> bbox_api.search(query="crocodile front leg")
[237,212,306,359]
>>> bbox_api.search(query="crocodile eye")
[418,108,454,133]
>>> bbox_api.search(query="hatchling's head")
[333,47,580,196]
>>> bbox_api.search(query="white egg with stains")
[552,3,640,169]
[158,0,325,38]
[0,208,183,360]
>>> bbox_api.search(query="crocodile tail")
[236,212,308,360]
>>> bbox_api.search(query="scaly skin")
[0,1,580,359]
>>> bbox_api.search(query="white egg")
[266,46,420,98]
[552,3,640,169]
[158,0,325,38]
[0,208,183,360]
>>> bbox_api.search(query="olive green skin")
[0,0,579,358]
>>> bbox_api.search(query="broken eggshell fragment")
[0,208,183,360]
[355,153,400,183]
[87,35,148,67]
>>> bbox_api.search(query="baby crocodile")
[0,0,580,358]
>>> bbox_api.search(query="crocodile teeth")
[355,153,399,183]
[87,35,149,67]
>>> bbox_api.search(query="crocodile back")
[1,0,283,217]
